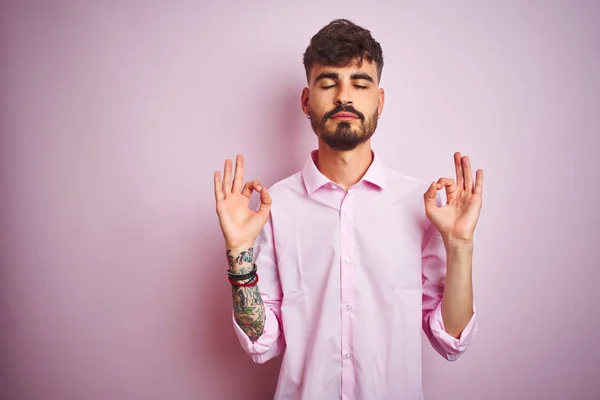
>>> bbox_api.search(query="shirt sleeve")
[231,213,286,364]
[421,193,478,362]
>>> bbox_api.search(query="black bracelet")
[227,263,257,281]
[229,273,259,287]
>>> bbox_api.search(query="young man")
[214,19,483,400]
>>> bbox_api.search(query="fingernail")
[257,185,262,190]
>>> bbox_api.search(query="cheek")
[353,92,377,108]
[311,94,332,108]
[312,101,334,118]
[365,96,381,115]
[368,91,381,105]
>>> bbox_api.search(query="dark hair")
[302,19,384,83]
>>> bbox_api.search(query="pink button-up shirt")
[231,149,477,400]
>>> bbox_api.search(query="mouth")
[330,112,360,121]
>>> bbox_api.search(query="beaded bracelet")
[227,263,257,281]
[229,273,259,287]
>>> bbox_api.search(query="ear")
[301,87,310,116]
[377,87,385,118]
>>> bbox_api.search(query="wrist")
[226,244,255,273]
[228,264,258,284]
[443,236,474,253]
[444,237,474,273]
[226,240,255,253]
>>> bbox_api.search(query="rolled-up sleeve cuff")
[430,302,478,361]
[231,307,283,364]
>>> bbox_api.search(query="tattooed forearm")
[227,247,254,271]
[228,247,266,342]
[232,284,265,342]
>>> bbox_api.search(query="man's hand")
[214,155,272,251]
[424,152,483,247]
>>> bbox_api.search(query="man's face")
[302,59,384,151]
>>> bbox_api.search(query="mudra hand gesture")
[214,155,272,251]
[424,152,484,246]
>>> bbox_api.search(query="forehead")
[310,58,378,82]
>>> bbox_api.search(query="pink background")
[1,1,599,399]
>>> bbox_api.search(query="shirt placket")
[339,187,356,400]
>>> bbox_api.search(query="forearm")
[441,240,474,338]
[228,246,266,343]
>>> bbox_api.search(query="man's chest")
[271,190,427,295]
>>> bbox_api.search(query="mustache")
[324,105,365,121]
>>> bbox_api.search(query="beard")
[309,105,379,151]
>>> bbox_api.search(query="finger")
[214,170,225,202]
[454,152,464,189]
[423,181,438,213]
[462,156,474,191]
[241,180,262,199]
[257,186,272,218]
[474,169,483,195]
[222,159,232,194]
[437,177,458,203]
[232,154,245,194]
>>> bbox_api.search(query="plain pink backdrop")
[1,1,599,399]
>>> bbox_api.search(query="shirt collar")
[302,149,387,195]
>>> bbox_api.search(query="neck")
[315,140,374,191]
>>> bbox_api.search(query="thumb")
[256,186,272,218]
[424,181,438,213]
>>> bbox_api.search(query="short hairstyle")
[302,19,384,83]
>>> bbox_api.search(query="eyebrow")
[315,72,375,83]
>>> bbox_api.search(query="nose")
[335,84,353,106]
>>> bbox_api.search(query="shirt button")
[344,257,351,263]
[343,210,349,215]
[330,183,336,189]
[345,353,352,359]
[346,305,352,311]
